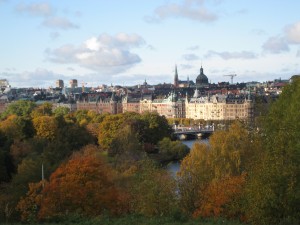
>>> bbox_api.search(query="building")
[77,92,122,114]
[173,65,194,88]
[196,66,209,87]
[185,90,253,121]
[69,79,78,88]
[56,80,64,88]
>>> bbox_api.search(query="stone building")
[185,90,253,121]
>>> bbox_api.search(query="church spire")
[174,64,179,88]
[200,65,204,75]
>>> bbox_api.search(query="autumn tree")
[32,116,58,140]
[0,115,34,141]
[16,181,46,223]
[208,121,254,179]
[30,102,53,118]
[38,145,128,219]
[193,173,246,219]
[177,142,212,214]
[98,114,127,150]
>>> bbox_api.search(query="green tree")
[53,106,70,117]
[156,137,189,163]
[109,125,145,172]
[130,160,177,216]
[141,112,172,144]
[246,78,300,225]
[1,100,36,119]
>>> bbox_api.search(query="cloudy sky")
[1,0,299,87]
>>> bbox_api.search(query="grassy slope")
[6,215,246,225]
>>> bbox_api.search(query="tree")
[98,114,127,150]
[245,78,300,225]
[141,112,172,144]
[38,145,128,219]
[32,116,58,140]
[53,106,70,117]
[16,181,45,223]
[1,100,36,119]
[177,142,212,214]
[130,160,177,216]
[30,103,53,118]
[156,137,189,163]
[0,150,11,183]
[208,121,253,179]
[0,115,34,141]
[109,125,145,172]
[9,140,32,167]
[193,173,246,219]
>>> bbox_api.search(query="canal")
[166,139,209,176]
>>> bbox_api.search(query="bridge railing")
[173,125,214,133]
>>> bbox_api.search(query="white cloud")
[42,16,79,30]
[15,2,78,30]
[262,36,289,54]
[182,53,199,61]
[46,33,146,74]
[285,21,300,44]
[262,21,300,54]
[16,2,53,17]
[146,0,218,23]
[205,50,257,60]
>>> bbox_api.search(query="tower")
[174,65,179,88]
[56,79,64,88]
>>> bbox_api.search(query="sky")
[0,0,300,88]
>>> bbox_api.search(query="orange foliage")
[16,181,46,222]
[38,145,129,219]
[193,173,246,219]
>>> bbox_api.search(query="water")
[166,138,209,176]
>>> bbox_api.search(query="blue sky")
[1,0,299,87]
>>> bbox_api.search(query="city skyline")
[0,0,299,88]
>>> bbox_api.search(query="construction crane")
[224,74,237,84]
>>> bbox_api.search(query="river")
[166,139,209,176]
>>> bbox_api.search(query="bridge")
[173,126,214,140]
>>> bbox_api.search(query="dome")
[196,66,208,85]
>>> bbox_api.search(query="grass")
[4,214,246,225]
